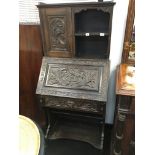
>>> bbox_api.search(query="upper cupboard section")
[37,2,115,58]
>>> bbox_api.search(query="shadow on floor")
[45,139,102,155]
[44,124,113,155]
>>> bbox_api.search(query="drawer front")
[42,96,104,114]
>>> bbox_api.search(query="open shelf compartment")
[75,36,109,59]
[75,9,110,33]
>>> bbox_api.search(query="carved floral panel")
[45,64,99,91]
[47,16,67,51]
[44,97,104,113]
[36,57,110,102]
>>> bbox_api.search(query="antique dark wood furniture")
[111,64,135,155]
[36,1,115,152]
[111,0,135,154]
[37,2,115,59]
[36,57,110,150]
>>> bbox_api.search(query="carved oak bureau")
[36,57,109,149]
[36,1,115,152]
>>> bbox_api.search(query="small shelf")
[74,8,111,59]
[75,9,110,34]
[75,32,109,37]
[75,35,109,59]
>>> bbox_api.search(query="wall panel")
[19,24,45,126]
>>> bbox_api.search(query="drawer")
[42,96,105,114]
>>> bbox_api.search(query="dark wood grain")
[38,7,73,57]
[36,2,115,152]
[111,64,135,155]
[19,24,45,126]
[38,2,115,59]
[122,113,135,155]
[37,2,115,8]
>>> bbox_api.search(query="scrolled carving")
[36,57,110,102]
[45,66,99,91]
[73,7,88,13]
[96,7,112,13]
[44,96,104,113]
[48,16,67,51]
[74,7,112,14]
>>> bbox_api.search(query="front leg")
[44,107,51,139]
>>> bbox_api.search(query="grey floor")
[44,125,112,155]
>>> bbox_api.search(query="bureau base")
[44,109,105,150]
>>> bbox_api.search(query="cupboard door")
[39,7,73,57]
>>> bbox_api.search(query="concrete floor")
[44,124,113,155]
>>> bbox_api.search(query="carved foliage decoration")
[45,65,99,91]
[74,7,112,14]
[48,16,67,51]
[36,57,110,102]
[44,97,103,113]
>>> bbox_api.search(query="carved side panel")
[47,16,67,51]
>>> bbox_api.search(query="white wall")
[106,0,129,124]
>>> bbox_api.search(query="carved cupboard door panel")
[39,7,73,57]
